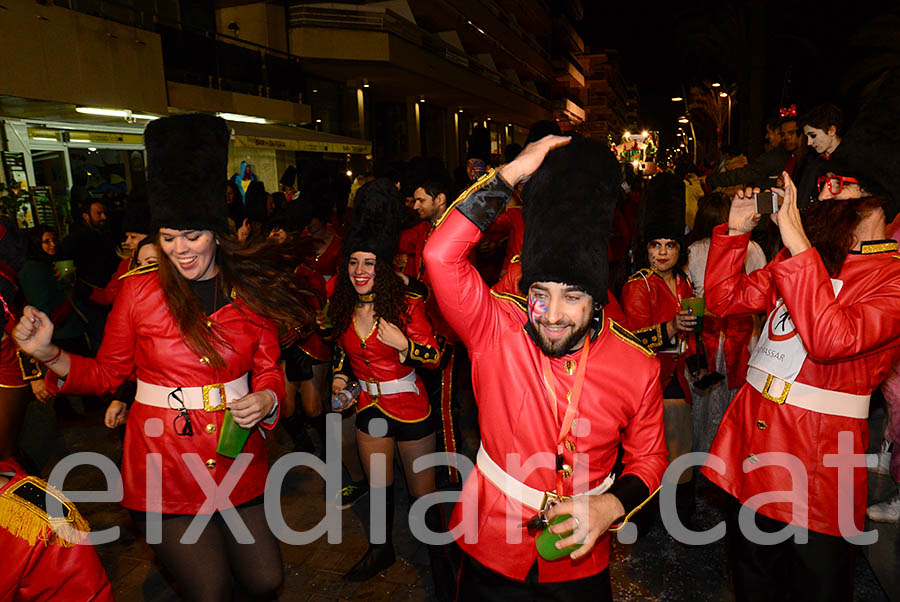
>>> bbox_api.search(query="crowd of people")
[1,67,899,602]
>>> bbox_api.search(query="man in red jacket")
[424,134,667,600]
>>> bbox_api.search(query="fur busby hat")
[826,69,900,222]
[122,185,150,235]
[639,172,686,245]
[519,135,619,303]
[343,177,403,262]
[145,114,229,232]
[467,126,491,161]
[280,165,296,189]
[244,181,268,223]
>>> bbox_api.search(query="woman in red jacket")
[703,75,900,600]
[621,173,703,520]
[704,169,900,601]
[13,115,316,602]
[329,178,441,582]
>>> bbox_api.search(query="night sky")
[581,0,900,155]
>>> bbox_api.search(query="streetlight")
[712,82,721,88]
[671,97,683,102]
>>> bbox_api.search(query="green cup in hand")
[681,297,705,332]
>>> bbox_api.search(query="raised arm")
[775,249,900,362]
[423,135,570,351]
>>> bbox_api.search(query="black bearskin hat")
[639,173,686,245]
[244,181,268,223]
[467,126,491,161]
[519,135,619,303]
[343,178,403,262]
[122,185,150,235]
[280,165,296,189]
[827,68,900,222]
[145,114,229,232]
[525,120,562,146]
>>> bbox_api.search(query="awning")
[229,122,371,155]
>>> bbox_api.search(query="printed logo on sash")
[748,279,843,382]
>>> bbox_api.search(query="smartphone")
[755,190,778,214]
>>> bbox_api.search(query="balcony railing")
[288,6,552,110]
[52,0,308,104]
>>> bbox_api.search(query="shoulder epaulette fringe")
[0,476,91,548]
[626,268,654,283]
[490,289,527,312]
[118,263,159,279]
[608,319,655,357]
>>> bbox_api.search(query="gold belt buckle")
[538,491,570,515]
[761,374,791,405]
[366,378,382,399]
[202,383,227,411]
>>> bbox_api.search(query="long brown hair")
[328,256,408,338]
[157,233,318,369]
[804,196,886,276]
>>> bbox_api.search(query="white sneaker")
[867,493,900,523]
[868,439,893,476]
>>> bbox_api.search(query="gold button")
[206,424,217,434]
[564,360,576,375]
[756,420,767,431]
[565,440,576,452]
[205,320,212,328]
[206,459,216,469]
[200,356,210,365]
[561,464,573,478]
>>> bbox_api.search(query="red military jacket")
[0,458,114,602]
[398,219,459,344]
[332,292,440,422]
[301,223,342,279]
[47,268,284,514]
[701,224,900,536]
[621,268,698,402]
[293,264,331,362]
[423,171,667,583]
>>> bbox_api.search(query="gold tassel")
[0,477,91,548]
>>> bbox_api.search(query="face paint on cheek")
[528,295,548,324]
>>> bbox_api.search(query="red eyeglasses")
[817,175,859,195]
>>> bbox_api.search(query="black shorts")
[281,346,326,382]
[356,405,434,441]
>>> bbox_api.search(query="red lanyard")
[540,335,590,497]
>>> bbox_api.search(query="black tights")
[132,501,283,602]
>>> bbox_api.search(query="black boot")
[309,411,327,458]
[281,413,315,453]
[346,485,395,581]
[424,501,457,602]
[675,477,697,528]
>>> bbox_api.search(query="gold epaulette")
[608,320,656,357]
[433,169,498,228]
[490,289,527,312]
[118,263,159,279]
[626,268,654,283]
[0,476,90,547]
[405,290,423,300]
[510,254,521,264]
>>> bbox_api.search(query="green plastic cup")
[535,514,582,561]
[681,297,705,332]
[54,259,76,283]
[216,410,251,458]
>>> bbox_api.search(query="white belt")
[746,367,870,419]
[135,374,249,411]
[476,445,615,511]
[358,371,419,398]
